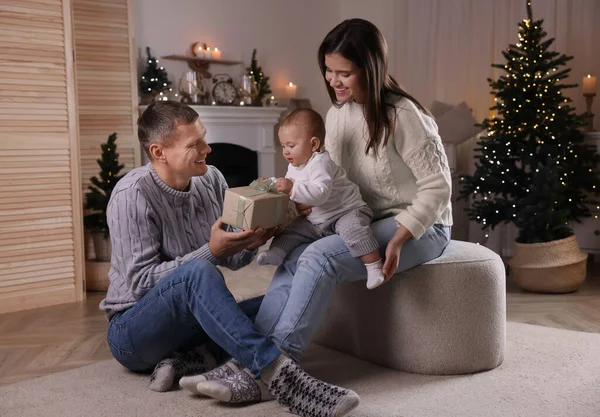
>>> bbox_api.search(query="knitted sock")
[194,367,274,403]
[261,356,360,417]
[148,344,216,392]
[179,358,241,394]
[256,248,286,266]
[365,259,385,290]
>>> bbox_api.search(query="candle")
[205,46,213,59]
[212,47,222,60]
[286,82,298,98]
[583,74,597,96]
[192,42,205,58]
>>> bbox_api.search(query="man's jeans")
[254,216,451,361]
[107,259,280,377]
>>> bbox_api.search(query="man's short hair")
[138,101,199,159]
[280,108,326,143]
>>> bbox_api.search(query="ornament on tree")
[139,46,173,103]
[459,0,600,244]
[84,133,125,238]
[246,49,271,105]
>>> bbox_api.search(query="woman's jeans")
[254,216,451,361]
[107,259,280,378]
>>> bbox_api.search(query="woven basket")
[508,234,587,293]
[91,232,112,262]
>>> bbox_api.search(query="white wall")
[134,0,341,117]
[135,0,599,121]
[339,0,398,76]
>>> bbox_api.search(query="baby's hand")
[276,178,294,195]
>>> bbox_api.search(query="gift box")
[222,180,290,230]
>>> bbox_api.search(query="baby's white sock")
[256,248,286,266]
[365,259,385,290]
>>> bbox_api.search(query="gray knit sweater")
[99,164,256,318]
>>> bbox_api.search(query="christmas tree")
[459,0,600,244]
[246,49,271,101]
[84,133,125,238]
[139,46,172,101]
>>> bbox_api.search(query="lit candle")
[286,82,298,98]
[212,47,222,60]
[583,74,597,96]
[193,43,205,58]
[205,46,213,59]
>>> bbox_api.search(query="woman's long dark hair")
[318,18,431,155]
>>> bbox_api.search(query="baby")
[257,108,385,289]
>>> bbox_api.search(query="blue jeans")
[254,216,451,361]
[107,259,281,378]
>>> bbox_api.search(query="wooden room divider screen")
[72,0,140,194]
[0,0,139,314]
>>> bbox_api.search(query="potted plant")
[84,133,125,262]
[459,1,600,293]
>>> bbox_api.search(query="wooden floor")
[1,265,600,387]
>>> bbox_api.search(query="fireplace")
[207,143,258,187]
[189,105,286,180]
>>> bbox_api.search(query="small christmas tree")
[139,46,172,101]
[459,0,600,244]
[84,133,125,238]
[246,49,271,102]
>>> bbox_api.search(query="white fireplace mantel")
[190,105,286,178]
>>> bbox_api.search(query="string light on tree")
[139,46,172,103]
[458,0,600,245]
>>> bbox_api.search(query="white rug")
[1,322,599,417]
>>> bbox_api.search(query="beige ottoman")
[313,240,506,375]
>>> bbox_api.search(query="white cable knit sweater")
[324,96,453,240]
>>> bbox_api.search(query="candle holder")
[584,93,596,132]
[240,74,259,106]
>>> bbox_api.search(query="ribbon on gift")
[249,177,277,192]
[234,178,284,229]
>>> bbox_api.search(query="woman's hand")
[382,238,403,282]
[382,224,413,282]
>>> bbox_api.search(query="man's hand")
[272,223,287,236]
[275,178,294,195]
[208,218,267,259]
[246,225,280,249]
